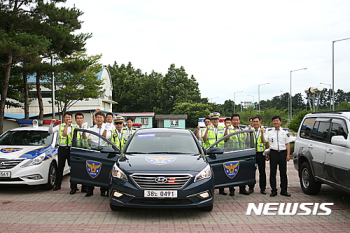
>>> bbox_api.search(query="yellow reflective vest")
[58,123,73,146]
[111,130,127,151]
[252,129,266,152]
[72,124,88,147]
[226,127,246,150]
[205,125,225,148]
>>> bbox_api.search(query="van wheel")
[299,162,321,195]
[42,162,57,190]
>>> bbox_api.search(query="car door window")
[209,130,254,152]
[72,128,116,152]
[300,118,316,139]
[331,118,348,140]
[312,121,331,143]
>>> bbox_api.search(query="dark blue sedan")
[70,128,256,211]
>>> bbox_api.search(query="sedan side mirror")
[207,147,224,155]
[100,146,120,154]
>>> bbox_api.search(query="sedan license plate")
[0,172,10,177]
[144,190,178,198]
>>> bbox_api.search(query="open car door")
[70,128,120,189]
[205,130,256,188]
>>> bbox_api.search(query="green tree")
[156,64,201,114]
[173,102,212,128]
[50,53,104,116]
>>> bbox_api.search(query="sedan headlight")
[194,164,212,182]
[20,153,46,168]
[111,164,128,181]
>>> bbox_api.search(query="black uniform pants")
[55,146,76,189]
[269,149,288,193]
[248,152,266,191]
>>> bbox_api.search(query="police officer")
[85,111,112,197]
[122,118,136,140]
[70,112,89,194]
[248,116,267,194]
[111,116,128,151]
[196,117,211,147]
[264,115,291,197]
[48,112,75,192]
[224,113,249,196]
[203,112,227,195]
[202,112,225,149]
[105,113,116,131]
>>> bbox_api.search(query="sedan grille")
[130,174,192,190]
[0,160,24,169]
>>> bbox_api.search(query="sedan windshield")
[125,132,200,154]
[0,131,53,146]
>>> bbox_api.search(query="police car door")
[206,130,256,188]
[70,128,120,189]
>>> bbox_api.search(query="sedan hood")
[0,145,53,160]
[118,154,207,173]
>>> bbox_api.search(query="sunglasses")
[115,122,123,125]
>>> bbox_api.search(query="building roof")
[118,112,155,117]
[27,67,107,83]
[155,114,188,120]
[4,113,36,119]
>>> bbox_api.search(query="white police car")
[0,120,69,189]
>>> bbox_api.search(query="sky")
[64,0,350,105]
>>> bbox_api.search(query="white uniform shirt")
[265,127,291,151]
[86,123,111,147]
[48,123,72,134]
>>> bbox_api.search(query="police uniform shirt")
[87,123,111,146]
[48,122,72,146]
[265,128,291,151]
[124,128,134,138]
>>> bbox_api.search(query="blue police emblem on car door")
[86,160,102,178]
[223,161,239,179]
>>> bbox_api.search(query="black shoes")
[248,189,254,194]
[70,188,77,195]
[85,192,93,197]
[260,190,266,195]
[270,191,277,197]
[280,191,291,197]
[219,188,227,195]
[53,185,61,191]
[239,189,250,195]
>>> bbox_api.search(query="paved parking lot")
[0,162,349,232]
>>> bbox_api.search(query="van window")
[331,119,348,140]
[300,118,316,139]
[312,121,330,143]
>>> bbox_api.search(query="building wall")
[163,119,186,129]
[134,117,153,128]
[5,68,114,115]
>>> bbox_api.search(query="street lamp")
[320,82,331,111]
[258,83,269,112]
[247,95,254,108]
[234,91,243,114]
[51,55,56,119]
[332,37,350,111]
[290,68,307,122]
